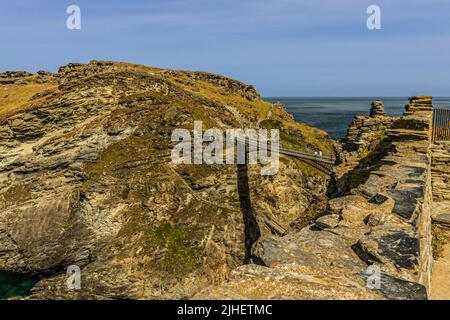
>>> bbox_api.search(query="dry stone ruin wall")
[431,142,450,227]
[340,100,398,155]
[431,142,450,202]
[339,96,435,295]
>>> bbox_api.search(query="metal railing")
[236,137,336,165]
[432,109,450,142]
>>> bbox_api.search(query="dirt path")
[431,230,450,300]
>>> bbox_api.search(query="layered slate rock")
[431,201,450,227]
[370,100,386,117]
[356,224,419,274]
[340,114,396,154]
[315,214,340,229]
[196,97,434,300]
[431,142,450,201]
[194,263,382,300]
[0,71,33,85]
[405,96,433,115]
[360,271,427,300]
[335,100,398,186]
[432,213,450,226]
[253,229,364,271]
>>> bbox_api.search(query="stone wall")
[340,100,397,153]
[431,142,450,202]
[357,96,434,293]
[430,142,450,228]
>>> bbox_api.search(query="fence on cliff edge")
[432,109,450,142]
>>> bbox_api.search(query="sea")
[264,97,450,140]
[0,270,39,300]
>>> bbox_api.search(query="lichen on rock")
[0,61,333,299]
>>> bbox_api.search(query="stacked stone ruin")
[341,100,397,154]
[405,96,433,115]
[370,100,386,117]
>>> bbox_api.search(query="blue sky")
[1,0,450,96]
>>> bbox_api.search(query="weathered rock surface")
[196,97,434,300]
[432,212,450,226]
[355,224,419,279]
[0,61,333,299]
[333,100,398,195]
[315,214,339,229]
[1,62,443,300]
[339,99,396,155]
[431,142,450,201]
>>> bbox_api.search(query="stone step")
[432,213,450,226]
[386,129,429,141]
[431,201,450,226]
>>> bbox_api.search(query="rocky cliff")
[0,61,333,299]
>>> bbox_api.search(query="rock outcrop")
[1,62,444,300]
[431,142,450,228]
[0,72,33,85]
[0,61,333,299]
[196,97,435,300]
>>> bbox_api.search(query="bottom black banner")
[0,299,444,319]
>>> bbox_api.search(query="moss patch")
[81,135,157,190]
[260,119,282,130]
[144,222,203,276]
[346,169,372,190]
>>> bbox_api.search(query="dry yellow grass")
[115,61,162,74]
[431,229,450,299]
[0,61,333,155]
[159,69,334,152]
[0,82,56,118]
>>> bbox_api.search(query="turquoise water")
[0,271,39,300]
[265,97,450,139]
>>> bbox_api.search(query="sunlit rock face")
[0,61,333,299]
